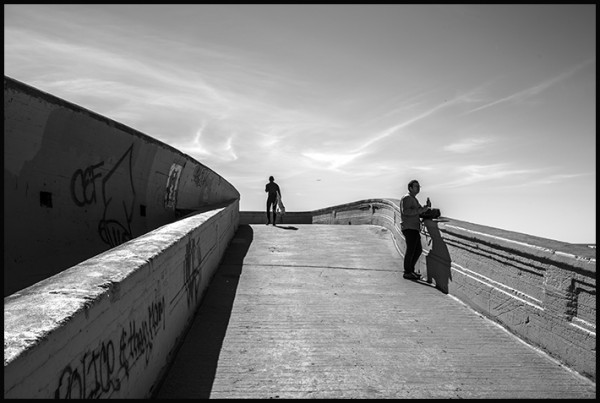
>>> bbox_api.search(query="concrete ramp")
[156,224,595,399]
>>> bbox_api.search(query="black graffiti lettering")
[55,296,165,398]
[55,366,83,399]
[184,238,203,307]
[119,328,131,378]
[97,341,118,394]
[83,350,101,398]
[98,218,133,248]
[148,296,166,332]
[70,162,104,207]
[69,145,136,248]
[99,145,135,247]
[81,341,120,399]
[54,341,121,399]
[142,321,153,364]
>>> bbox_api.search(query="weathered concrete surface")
[4,203,238,398]
[155,224,596,399]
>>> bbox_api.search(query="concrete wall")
[4,201,239,398]
[4,76,239,296]
[243,199,596,381]
[239,211,313,225]
[430,218,596,381]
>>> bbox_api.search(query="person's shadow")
[275,225,298,230]
[275,215,298,230]
[422,220,452,294]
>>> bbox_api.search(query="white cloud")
[443,137,495,153]
[302,151,365,171]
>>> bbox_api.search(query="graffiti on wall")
[192,165,214,203]
[164,163,182,210]
[183,237,203,308]
[70,162,105,207]
[54,296,165,399]
[183,226,221,309]
[70,145,136,248]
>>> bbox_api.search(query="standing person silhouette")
[265,176,281,225]
[400,179,431,280]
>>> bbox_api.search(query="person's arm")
[401,196,428,216]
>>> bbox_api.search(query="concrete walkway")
[155,224,596,399]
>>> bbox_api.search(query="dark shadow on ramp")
[275,225,298,230]
[153,225,253,399]
[422,220,452,294]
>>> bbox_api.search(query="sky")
[4,4,596,244]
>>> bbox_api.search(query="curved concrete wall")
[4,201,239,398]
[4,76,239,296]
[306,199,596,381]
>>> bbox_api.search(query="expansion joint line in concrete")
[241,263,399,273]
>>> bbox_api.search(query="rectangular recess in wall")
[40,191,53,208]
[140,204,146,217]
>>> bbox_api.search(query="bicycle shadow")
[421,219,452,294]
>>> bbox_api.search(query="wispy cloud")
[511,172,593,188]
[464,58,595,115]
[351,98,453,153]
[436,164,540,189]
[7,25,358,170]
[443,137,496,153]
[295,85,498,174]
[354,82,497,154]
[168,119,238,163]
[302,151,365,171]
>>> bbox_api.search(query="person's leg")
[402,229,421,274]
[402,230,415,273]
[410,235,422,272]
[267,197,277,225]
[266,199,272,224]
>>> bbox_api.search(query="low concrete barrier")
[4,201,239,398]
[433,218,595,381]
[239,211,312,225]
[258,199,596,381]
